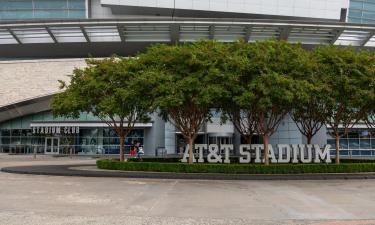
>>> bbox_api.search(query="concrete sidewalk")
[1,155,375,225]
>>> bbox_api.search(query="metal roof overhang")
[0,18,374,58]
[0,94,53,123]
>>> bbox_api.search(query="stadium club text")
[181,144,332,164]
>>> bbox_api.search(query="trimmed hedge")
[126,157,375,164]
[96,159,375,174]
[127,158,181,163]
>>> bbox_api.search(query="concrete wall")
[143,113,165,155]
[101,0,349,20]
[0,59,86,107]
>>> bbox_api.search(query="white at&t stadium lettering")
[32,126,80,135]
[181,144,332,164]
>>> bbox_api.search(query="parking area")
[1,154,375,225]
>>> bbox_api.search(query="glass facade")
[348,0,375,24]
[0,111,145,155]
[0,0,87,21]
[0,128,144,155]
[327,129,375,157]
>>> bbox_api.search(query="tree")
[51,57,154,161]
[220,41,258,144]
[313,46,375,164]
[226,40,306,165]
[246,73,299,165]
[139,41,229,164]
[290,52,328,144]
[290,81,327,144]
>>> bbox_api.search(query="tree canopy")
[138,40,230,163]
[52,57,154,161]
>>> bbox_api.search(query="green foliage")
[51,57,155,161]
[313,46,375,133]
[139,40,229,129]
[97,160,375,174]
[52,57,153,124]
[138,40,232,163]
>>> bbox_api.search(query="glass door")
[45,137,59,154]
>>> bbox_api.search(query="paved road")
[1,154,375,225]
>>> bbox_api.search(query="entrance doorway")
[45,137,59,154]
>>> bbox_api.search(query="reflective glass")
[350,1,364,10]
[0,1,33,10]
[349,9,362,18]
[0,0,86,20]
[361,150,372,156]
[351,150,360,156]
[34,0,66,9]
[349,139,360,149]
[360,139,371,149]
[68,10,85,18]
[69,0,86,9]
[349,0,375,24]
[34,9,68,18]
[339,139,348,149]
[364,2,375,11]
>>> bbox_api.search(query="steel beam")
[244,26,252,42]
[45,27,57,43]
[80,26,90,42]
[330,29,344,44]
[170,24,180,44]
[117,25,125,42]
[209,25,215,39]
[361,31,375,47]
[8,28,21,44]
[279,27,291,41]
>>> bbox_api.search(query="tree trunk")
[188,137,194,164]
[245,135,252,145]
[120,135,125,162]
[335,134,340,165]
[263,134,269,166]
[307,134,312,145]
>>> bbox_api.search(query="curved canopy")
[0,18,374,57]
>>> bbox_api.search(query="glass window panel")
[363,2,375,11]
[67,10,86,18]
[340,139,348,149]
[362,19,375,23]
[350,1,364,10]
[348,17,362,23]
[360,130,371,138]
[34,9,69,18]
[351,150,360,156]
[372,139,375,149]
[340,150,349,156]
[1,10,34,20]
[361,150,372,156]
[349,139,360,149]
[349,9,363,18]
[69,0,86,9]
[348,132,359,138]
[0,0,33,10]
[33,0,67,9]
[327,139,336,149]
[363,11,375,19]
[360,139,371,149]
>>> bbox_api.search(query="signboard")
[181,144,332,164]
[32,126,80,135]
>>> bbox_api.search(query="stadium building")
[0,0,374,157]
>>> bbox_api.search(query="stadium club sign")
[181,144,332,164]
[32,126,80,135]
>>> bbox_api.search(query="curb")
[2,164,375,180]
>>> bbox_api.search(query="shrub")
[96,160,375,174]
